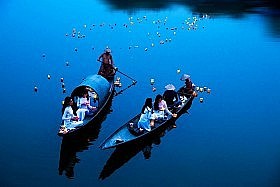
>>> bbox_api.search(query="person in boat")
[76,90,96,121]
[137,98,156,132]
[97,47,115,78]
[163,84,181,108]
[88,91,99,108]
[178,74,194,99]
[153,94,177,120]
[61,96,79,130]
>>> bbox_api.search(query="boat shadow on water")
[58,97,113,179]
[99,100,193,180]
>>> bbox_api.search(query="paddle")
[114,68,137,96]
[97,59,137,82]
[115,68,137,83]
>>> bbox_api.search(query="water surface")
[0,0,280,186]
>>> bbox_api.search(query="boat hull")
[100,94,194,149]
[58,75,115,137]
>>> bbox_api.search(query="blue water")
[1,1,280,186]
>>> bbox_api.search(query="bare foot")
[172,113,177,118]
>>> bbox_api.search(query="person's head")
[64,96,73,106]
[145,98,153,108]
[82,92,88,98]
[185,78,192,86]
[155,94,162,102]
[154,94,162,110]
[105,47,111,54]
[62,96,73,114]
[80,87,89,98]
[141,98,153,113]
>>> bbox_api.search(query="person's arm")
[77,98,81,108]
[164,107,172,116]
[98,54,103,62]
[87,98,94,109]
[62,108,71,121]
[163,92,166,101]
[174,91,179,101]
[162,100,172,116]
[110,55,114,66]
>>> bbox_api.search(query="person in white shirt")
[61,96,79,127]
[76,91,96,121]
[153,94,177,120]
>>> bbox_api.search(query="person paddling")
[97,47,115,78]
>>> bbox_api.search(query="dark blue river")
[1,1,280,186]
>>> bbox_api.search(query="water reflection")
[99,98,193,180]
[265,15,280,37]
[99,122,174,180]
[58,98,113,179]
[103,0,280,37]
[103,0,280,11]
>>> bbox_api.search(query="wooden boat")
[58,74,115,136]
[59,97,113,178]
[99,90,195,149]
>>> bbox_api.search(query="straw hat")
[165,84,176,90]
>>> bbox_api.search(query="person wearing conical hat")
[163,84,181,108]
[97,47,115,79]
[178,74,194,98]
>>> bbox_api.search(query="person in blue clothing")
[137,98,156,132]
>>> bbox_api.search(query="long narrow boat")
[58,97,113,178]
[99,90,195,149]
[58,74,115,136]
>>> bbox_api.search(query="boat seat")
[115,139,124,143]
[155,116,168,123]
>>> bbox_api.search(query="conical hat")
[165,84,176,90]
[180,74,190,81]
